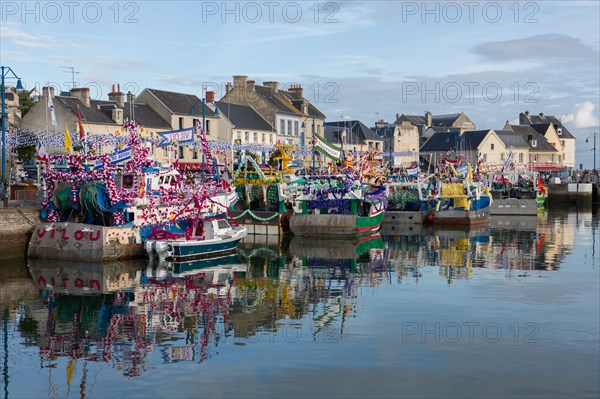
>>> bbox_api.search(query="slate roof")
[56,97,115,124]
[54,96,171,129]
[495,130,530,149]
[508,124,558,153]
[284,95,326,119]
[215,101,274,131]
[520,112,575,139]
[460,130,491,150]
[144,88,215,117]
[421,131,460,151]
[254,85,302,116]
[401,113,462,127]
[324,120,383,144]
[123,102,172,129]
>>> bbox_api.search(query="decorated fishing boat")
[28,121,237,261]
[434,179,492,226]
[384,176,438,225]
[288,174,387,237]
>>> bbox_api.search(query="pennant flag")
[140,176,146,197]
[407,167,419,176]
[64,123,73,154]
[77,105,85,140]
[48,93,57,127]
[313,133,342,161]
[501,150,513,173]
[37,141,47,161]
[157,128,194,147]
[456,164,469,175]
[93,147,132,170]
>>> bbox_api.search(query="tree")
[18,91,35,117]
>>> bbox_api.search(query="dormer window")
[531,139,537,147]
[557,128,562,135]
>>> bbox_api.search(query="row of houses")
[2,75,577,173]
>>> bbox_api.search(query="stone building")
[518,111,576,170]
[219,76,326,151]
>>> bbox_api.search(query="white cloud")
[561,101,600,128]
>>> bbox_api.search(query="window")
[294,121,299,136]
[262,133,266,143]
[122,175,134,188]
[280,119,285,135]
[532,154,538,162]
[483,154,487,162]
[245,131,249,142]
[491,143,494,150]
[558,155,562,163]
[561,140,565,148]
[518,153,524,163]
[193,148,198,159]
[531,139,537,147]
[179,117,184,130]
[237,131,242,140]
[192,118,198,129]
[178,145,184,159]
[163,147,169,158]
[270,134,274,144]
[548,154,553,162]
[500,152,504,161]
[287,120,292,136]
[317,125,322,134]
[254,132,258,142]
[205,119,210,134]
[557,128,563,135]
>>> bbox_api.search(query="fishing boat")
[384,177,438,225]
[288,174,387,237]
[148,213,247,261]
[434,180,492,226]
[28,121,236,261]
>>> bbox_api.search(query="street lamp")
[585,132,599,171]
[301,114,316,172]
[388,125,394,175]
[1,66,24,183]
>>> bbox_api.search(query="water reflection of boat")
[289,234,384,260]
[146,254,247,298]
[27,258,144,294]
[490,215,538,231]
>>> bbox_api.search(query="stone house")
[372,120,420,167]
[398,111,477,144]
[518,111,576,170]
[219,76,326,151]
[505,124,561,172]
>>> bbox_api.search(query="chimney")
[263,81,279,94]
[108,84,125,107]
[226,82,232,93]
[233,75,248,88]
[112,108,123,124]
[527,134,533,142]
[289,84,303,99]
[42,85,55,98]
[425,111,432,127]
[71,87,90,107]
[246,80,255,92]
[525,110,530,116]
[205,90,215,103]
[126,91,135,103]
[539,112,544,118]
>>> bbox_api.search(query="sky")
[2,0,599,167]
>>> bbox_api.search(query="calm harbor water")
[1,209,598,398]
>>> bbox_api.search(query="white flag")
[47,94,57,127]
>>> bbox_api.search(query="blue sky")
[2,1,599,167]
